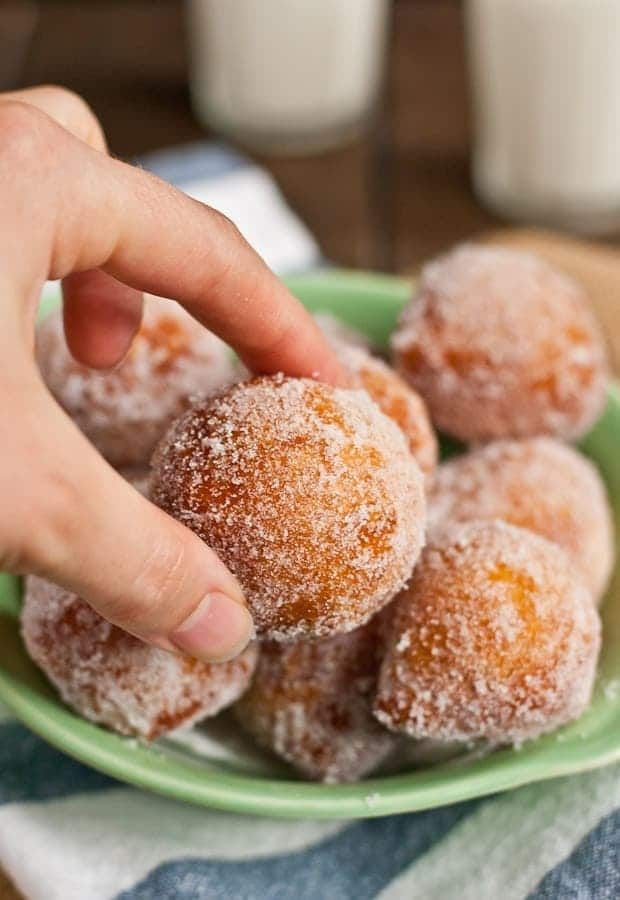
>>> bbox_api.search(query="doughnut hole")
[337,344,438,484]
[392,244,608,443]
[36,295,237,467]
[151,374,426,641]
[374,520,601,745]
[234,616,396,783]
[430,438,614,602]
[21,576,258,740]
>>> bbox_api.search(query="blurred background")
[0,0,492,273]
[2,0,620,276]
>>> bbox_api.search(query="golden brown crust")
[336,344,438,484]
[21,576,257,740]
[430,438,614,601]
[36,296,236,467]
[151,375,426,641]
[375,520,601,745]
[235,617,395,782]
[393,245,608,443]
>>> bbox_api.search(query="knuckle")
[0,101,56,172]
[37,84,83,109]
[37,85,105,149]
[196,205,245,293]
[18,468,84,580]
[121,527,200,633]
[36,84,82,110]
[210,208,244,249]
[211,208,238,236]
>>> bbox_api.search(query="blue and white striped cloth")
[1,144,619,900]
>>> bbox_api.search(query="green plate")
[1,270,619,819]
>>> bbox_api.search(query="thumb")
[7,384,253,663]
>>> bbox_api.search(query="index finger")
[107,167,344,383]
[14,108,344,384]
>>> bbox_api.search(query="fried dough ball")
[234,617,396,782]
[36,296,236,467]
[236,315,437,481]
[21,576,258,740]
[392,245,608,443]
[374,520,601,745]
[151,374,426,641]
[430,438,614,602]
[336,344,438,483]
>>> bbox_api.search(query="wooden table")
[1,2,619,897]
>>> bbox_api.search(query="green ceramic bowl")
[1,270,619,819]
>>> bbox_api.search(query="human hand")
[0,85,342,662]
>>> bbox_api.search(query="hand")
[0,85,343,662]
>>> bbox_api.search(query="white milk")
[466,0,620,233]
[186,0,390,154]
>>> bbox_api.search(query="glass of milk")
[186,0,390,154]
[466,0,620,234]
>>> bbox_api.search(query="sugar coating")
[392,244,608,442]
[21,576,258,740]
[234,616,396,783]
[335,343,438,484]
[374,520,601,745]
[430,438,614,602]
[244,314,436,480]
[36,295,237,467]
[151,374,426,641]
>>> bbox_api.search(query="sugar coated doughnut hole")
[237,313,437,481]
[151,374,426,641]
[21,576,258,740]
[234,616,396,782]
[335,343,438,484]
[36,295,237,467]
[430,438,614,603]
[392,244,608,443]
[374,520,601,745]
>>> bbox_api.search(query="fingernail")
[170,593,254,663]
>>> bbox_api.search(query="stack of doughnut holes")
[25,245,612,781]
